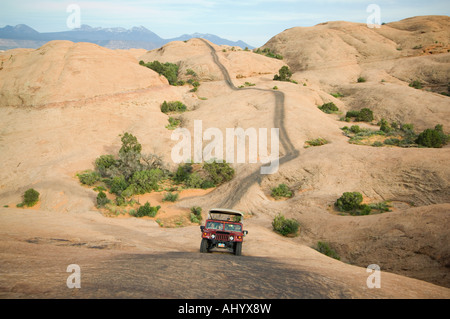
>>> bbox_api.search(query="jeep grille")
[215,233,229,241]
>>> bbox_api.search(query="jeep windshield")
[206,221,242,232]
[206,221,224,230]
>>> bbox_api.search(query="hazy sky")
[1,0,449,46]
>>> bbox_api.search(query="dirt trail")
[199,39,299,208]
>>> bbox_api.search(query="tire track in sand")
[199,39,299,208]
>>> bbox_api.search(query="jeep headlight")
[229,236,234,241]
[211,234,215,239]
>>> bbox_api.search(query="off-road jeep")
[200,208,248,256]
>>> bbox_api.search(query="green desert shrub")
[200,179,216,189]
[400,123,414,133]
[318,102,339,114]
[273,66,292,82]
[316,242,340,260]
[117,132,143,180]
[184,172,215,189]
[357,77,366,83]
[173,163,194,184]
[305,138,329,147]
[163,192,179,202]
[141,61,179,85]
[271,183,293,199]
[20,188,40,207]
[95,155,117,178]
[96,191,110,207]
[369,201,392,213]
[335,192,363,212]
[356,108,374,122]
[384,138,400,146]
[378,118,392,133]
[272,214,299,236]
[190,206,203,224]
[416,124,448,148]
[409,80,423,89]
[345,108,373,122]
[166,117,181,130]
[129,169,164,194]
[160,101,187,114]
[135,202,160,218]
[254,48,283,60]
[350,125,361,134]
[203,161,235,186]
[372,141,384,147]
[185,69,197,77]
[345,110,360,118]
[108,175,129,196]
[77,170,101,186]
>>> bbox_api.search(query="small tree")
[96,191,110,207]
[129,169,164,194]
[95,155,117,178]
[378,118,392,133]
[416,125,448,148]
[273,66,292,82]
[118,132,142,180]
[335,192,363,212]
[22,188,40,207]
[356,108,374,122]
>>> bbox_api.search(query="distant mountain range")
[0,24,254,51]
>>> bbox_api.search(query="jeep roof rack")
[208,208,244,221]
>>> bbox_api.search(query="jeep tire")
[200,238,210,253]
[234,242,242,256]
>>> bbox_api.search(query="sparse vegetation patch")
[161,101,187,114]
[254,47,283,60]
[318,102,339,114]
[305,138,329,147]
[271,183,293,199]
[140,60,182,86]
[344,108,374,122]
[316,242,340,260]
[409,80,423,89]
[334,192,391,216]
[17,188,40,208]
[190,206,203,224]
[75,133,236,220]
[166,117,181,130]
[272,214,299,237]
[341,120,448,148]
